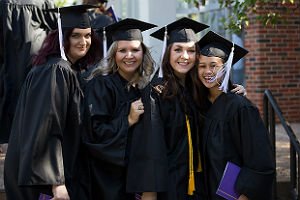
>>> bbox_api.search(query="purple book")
[216,161,241,200]
[38,193,52,200]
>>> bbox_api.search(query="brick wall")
[244,2,300,122]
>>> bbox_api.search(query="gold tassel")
[186,115,195,195]
[196,149,202,172]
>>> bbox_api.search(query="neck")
[118,70,135,82]
[174,72,186,86]
[208,86,222,103]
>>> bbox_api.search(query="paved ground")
[0,123,299,192]
[276,123,300,182]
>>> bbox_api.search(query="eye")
[71,33,80,38]
[118,49,127,53]
[84,33,92,39]
[132,48,141,53]
[198,64,206,68]
[174,48,182,53]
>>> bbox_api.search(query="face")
[115,40,143,81]
[169,41,196,79]
[198,54,224,92]
[66,28,91,63]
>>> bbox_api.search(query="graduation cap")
[104,18,157,42]
[197,31,248,92]
[47,4,98,29]
[150,17,209,77]
[101,18,157,57]
[150,17,209,44]
[47,5,97,60]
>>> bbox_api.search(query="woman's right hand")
[51,184,70,200]
[128,98,144,127]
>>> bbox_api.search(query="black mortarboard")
[150,17,209,44]
[197,31,248,93]
[47,5,97,29]
[198,31,248,65]
[47,5,97,60]
[104,18,157,42]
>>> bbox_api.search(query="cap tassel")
[219,44,234,93]
[57,8,67,61]
[158,26,167,78]
[102,27,107,58]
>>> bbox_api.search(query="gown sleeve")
[126,83,168,192]
[16,61,79,185]
[84,77,130,167]
[232,105,275,199]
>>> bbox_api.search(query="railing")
[263,89,300,200]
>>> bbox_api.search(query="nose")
[181,50,189,59]
[126,51,133,58]
[79,37,86,46]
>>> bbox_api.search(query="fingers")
[231,84,246,96]
[132,98,144,111]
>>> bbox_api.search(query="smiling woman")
[82,18,157,200]
[4,5,100,200]
[115,40,144,81]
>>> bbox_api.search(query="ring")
[138,105,143,110]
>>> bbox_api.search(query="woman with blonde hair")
[82,18,157,200]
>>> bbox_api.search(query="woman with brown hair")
[4,5,101,200]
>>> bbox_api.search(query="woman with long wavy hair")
[82,18,157,200]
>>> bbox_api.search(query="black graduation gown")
[202,92,275,200]
[83,72,137,200]
[0,0,57,143]
[127,77,203,200]
[4,56,87,200]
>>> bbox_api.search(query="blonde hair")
[90,41,155,89]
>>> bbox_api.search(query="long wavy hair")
[32,28,101,69]
[90,40,155,89]
[161,42,199,99]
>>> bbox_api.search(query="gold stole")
[185,115,202,195]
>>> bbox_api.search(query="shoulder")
[224,93,259,115]
[85,74,116,96]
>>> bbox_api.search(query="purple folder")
[38,193,52,200]
[216,161,241,200]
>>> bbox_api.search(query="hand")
[231,84,247,96]
[142,192,157,200]
[128,98,144,127]
[51,184,70,200]
[238,194,249,200]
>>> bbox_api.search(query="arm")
[84,77,131,166]
[18,63,77,186]
[232,105,275,199]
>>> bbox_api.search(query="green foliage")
[54,0,68,7]
[185,0,298,33]
[54,0,78,7]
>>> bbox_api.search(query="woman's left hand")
[231,84,247,96]
[238,194,249,200]
[141,192,157,200]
